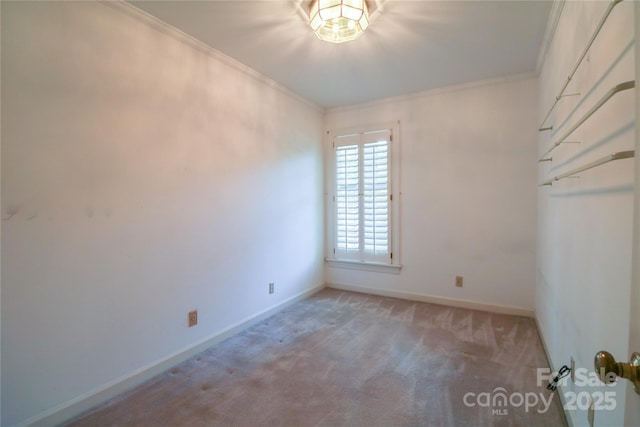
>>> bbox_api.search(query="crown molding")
[102,1,324,113]
[326,72,537,114]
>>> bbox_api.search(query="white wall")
[325,76,539,314]
[0,2,324,426]
[536,1,635,426]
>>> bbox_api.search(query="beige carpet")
[65,289,567,426]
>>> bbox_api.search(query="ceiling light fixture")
[309,0,369,44]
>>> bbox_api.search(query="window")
[326,123,400,271]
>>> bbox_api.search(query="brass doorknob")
[594,350,640,394]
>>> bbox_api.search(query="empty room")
[2,1,639,426]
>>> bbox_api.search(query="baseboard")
[326,282,535,318]
[534,317,574,427]
[19,283,325,427]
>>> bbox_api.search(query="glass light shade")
[309,0,369,43]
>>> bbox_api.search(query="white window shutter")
[362,140,389,262]
[362,130,390,263]
[334,130,391,264]
[335,135,361,261]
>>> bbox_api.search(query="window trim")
[325,121,401,272]
[325,258,402,274]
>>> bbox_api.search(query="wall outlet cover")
[188,310,198,327]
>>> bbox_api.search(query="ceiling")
[129,1,552,109]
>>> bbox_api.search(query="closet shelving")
[539,151,634,187]
[538,0,635,187]
[539,81,635,162]
[538,0,623,132]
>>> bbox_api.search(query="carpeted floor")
[65,289,567,426]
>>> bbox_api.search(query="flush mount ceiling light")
[309,0,369,43]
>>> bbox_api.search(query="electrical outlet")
[188,310,198,327]
[570,356,575,383]
[269,282,275,294]
[455,276,463,287]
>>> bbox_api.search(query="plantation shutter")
[362,130,390,263]
[335,134,361,261]
[334,129,391,263]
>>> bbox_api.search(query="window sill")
[325,258,402,274]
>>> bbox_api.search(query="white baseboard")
[20,283,326,427]
[534,317,573,427]
[327,282,535,318]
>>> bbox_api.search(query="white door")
[624,5,640,424]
